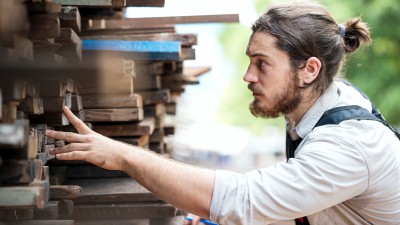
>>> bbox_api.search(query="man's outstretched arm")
[46,106,215,218]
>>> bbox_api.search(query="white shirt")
[210,81,400,225]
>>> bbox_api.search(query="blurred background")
[127,0,400,172]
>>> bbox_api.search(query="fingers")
[63,106,91,134]
[46,129,88,143]
[55,150,89,161]
[49,143,89,155]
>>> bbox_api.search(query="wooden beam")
[64,164,129,179]
[50,185,82,199]
[33,201,59,220]
[29,14,61,39]
[113,135,149,147]
[96,14,239,30]
[73,202,178,220]
[82,40,182,60]
[137,89,170,105]
[0,208,33,220]
[0,186,44,208]
[27,2,62,13]
[0,160,41,185]
[81,33,197,47]
[184,66,211,77]
[52,0,126,7]
[134,74,161,91]
[80,26,175,36]
[81,94,143,109]
[18,97,44,115]
[83,108,143,122]
[92,117,155,136]
[60,6,81,33]
[125,0,164,7]
[5,221,74,225]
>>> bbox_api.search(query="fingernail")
[45,130,52,135]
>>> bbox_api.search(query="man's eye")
[258,60,266,68]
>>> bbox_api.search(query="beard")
[248,73,302,118]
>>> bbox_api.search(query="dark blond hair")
[252,1,371,95]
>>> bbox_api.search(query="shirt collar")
[292,82,340,139]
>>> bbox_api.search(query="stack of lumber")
[0,0,238,224]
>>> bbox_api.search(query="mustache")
[248,83,263,95]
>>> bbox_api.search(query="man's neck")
[285,89,320,125]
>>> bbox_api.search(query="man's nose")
[243,68,258,83]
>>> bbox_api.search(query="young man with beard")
[45,1,400,225]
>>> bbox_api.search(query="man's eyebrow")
[246,50,271,59]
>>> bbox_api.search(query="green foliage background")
[217,0,400,133]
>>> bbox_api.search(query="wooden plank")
[71,94,83,111]
[14,36,34,62]
[53,0,126,7]
[60,6,81,33]
[181,47,196,60]
[97,14,240,30]
[29,13,61,39]
[144,103,165,117]
[80,26,175,36]
[82,40,182,61]
[137,89,170,105]
[149,142,164,154]
[65,164,129,179]
[81,33,197,47]
[27,2,62,13]
[83,108,143,122]
[126,0,164,7]
[50,185,82,199]
[0,78,26,102]
[29,112,69,126]
[75,219,149,225]
[33,201,59,220]
[0,88,2,120]
[1,101,18,123]
[164,125,175,136]
[0,119,29,148]
[149,129,164,143]
[81,94,142,109]
[40,79,67,97]
[92,117,155,136]
[42,94,72,112]
[0,160,42,184]
[5,221,74,225]
[184,66,211,77]
[0,208,33,220]
[0,0,28,47]
[113,135,149,147]
[55,28,82,62]
[150,216,186,225]
[58,199,74,219]
[30,180,51,204]
[49,166,67,185]
[166,102,176,115]
[135,62,164,76]
[134,74,161,91]
[73,202,177,219]
[0,186,44,208]
[66,178,158,203]
[18,97,44,114]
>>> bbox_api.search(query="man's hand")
[185,214,201,225]
[45,106,129,171]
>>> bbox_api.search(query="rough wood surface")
[0,186,44,208]
[75,219,149,225]
[33,201,59,220]
[82,94,142,109]
[93,117,155,136]
[0,208,33,220]
[65,164,129,179]
[4,220,74,225]
[83,108,143,122]
[137,89,170,105]
[126,0,164,7]
[53,0,126,7]
[134,74,161,91]
[29,13,61,39]
[50,185,82,199]
[66,178,158,203]
[113,135,149,147]
[73,202,177,220]
[60,6,81,33]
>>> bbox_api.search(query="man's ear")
[300,57,321,86]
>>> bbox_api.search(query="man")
[46,1,400,225]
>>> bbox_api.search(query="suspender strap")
[314,105,380,127]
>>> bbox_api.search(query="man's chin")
[249,104,280,118]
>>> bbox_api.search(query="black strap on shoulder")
[315,105,380,127]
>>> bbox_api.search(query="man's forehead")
[246,32,277,57]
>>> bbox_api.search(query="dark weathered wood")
[70,94,83,111]
[73,202,177,220]
[149,142,164,154]
[0,208,33,220]
[65,164,129,179]
[149,129,164,143]
[126,0,164,7]
[80,26,175,36]
[27,2,62,13]
[150,216,186,225]
[30,179,50,203]
[144,103,165,117]
[53,0,126,7]
[60,6,81,33]
[75,219,149,225]
[0,78,26,102]
[93,117,155,136]
[134,74,161,91]
[42,94,72,112]
[26,80,41,97]
[14,36,34,62]
[33,201,59,220]
[18,97,44,114]
[0,0,28,47]
[82,94,142,109]
[96,14,240,30]
[81,33,197,47]
[135,62,164,76]
[50,185,82,199]
[5,220,74,225]
[1,101,18,123]
[181,47,196,60]
[83,108,143,122]
[0,88,2,120]
[58,199,74,219]
[0,186,44,208]
[161,73,199,91]
[29,13,61,39]
[164,125,175,136]
[113,135,149,147]
[29,112,69,126]
[166,102,176,115]
[49,166,67,185]
[40,79,67,97]
[137,89,170,105]
[66,178,158,203]
[55,28,82,62]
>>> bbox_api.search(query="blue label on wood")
[82,40,181,60]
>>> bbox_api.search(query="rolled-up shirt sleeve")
[209,135,369,225]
